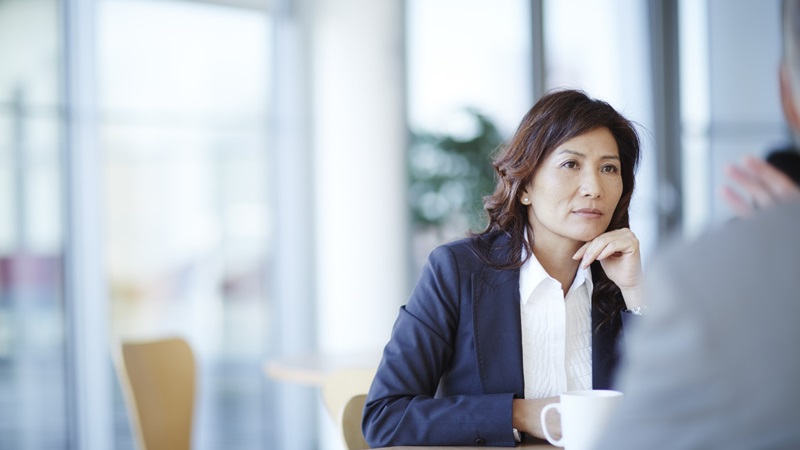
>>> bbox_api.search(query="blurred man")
[593,1,800,448]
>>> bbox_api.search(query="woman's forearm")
[512,397,560,440]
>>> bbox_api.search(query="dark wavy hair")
[475,89,641,325]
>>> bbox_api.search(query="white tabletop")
[263,349,382,385]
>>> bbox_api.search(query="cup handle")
[540,402,564,447]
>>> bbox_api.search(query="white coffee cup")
[539,389,623,450]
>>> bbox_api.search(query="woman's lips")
[572,208,604,218]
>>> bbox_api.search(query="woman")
[363,89,645,447]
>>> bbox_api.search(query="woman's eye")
[602,165,619,173]
[561,161,578,169]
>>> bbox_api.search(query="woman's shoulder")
[428,231,510,266]
[436,234,479,251]
[426,236,473,263]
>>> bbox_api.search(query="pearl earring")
[523,197,529,204]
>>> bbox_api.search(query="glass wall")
[406,0,533,271]
[0,0,68,448]
[96,0,274,448]
[680,0,785,230]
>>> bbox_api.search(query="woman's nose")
[580,172,601,198]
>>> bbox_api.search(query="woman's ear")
[519,188,531,205]
[780,63,800,131]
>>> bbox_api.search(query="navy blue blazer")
[363,232,628,448]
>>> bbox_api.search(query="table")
[263,349,382,385]
[264,352,557,450]
[372,444,554,449]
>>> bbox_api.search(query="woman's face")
[521,126,623,250]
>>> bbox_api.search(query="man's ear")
[780,63,800,131]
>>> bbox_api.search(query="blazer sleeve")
[362,245,517,448]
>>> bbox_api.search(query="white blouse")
[518,251,593,399]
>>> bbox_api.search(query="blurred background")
[0,0,787,449]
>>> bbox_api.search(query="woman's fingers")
[596,242,626,261]
[574,229,638,269]
[575,229,643,292]
[572,242,589,262]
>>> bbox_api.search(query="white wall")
[312,0,407,356]
[308,1,407,448]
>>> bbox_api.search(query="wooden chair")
[115,337,196,450]
[341,393,369,450]
[321,367,376,450]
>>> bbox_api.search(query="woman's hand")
[573,228,645,309]
[512,397,560,440]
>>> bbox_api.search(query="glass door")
[0,0,68,448]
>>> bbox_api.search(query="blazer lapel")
[472,235,525,397]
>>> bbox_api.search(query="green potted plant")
[408,110,503,265]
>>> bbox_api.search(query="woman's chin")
[572,230,605,243]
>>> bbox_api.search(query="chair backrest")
[321,368,376,450]
[341,394,369,450]
[116,337,196,450]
